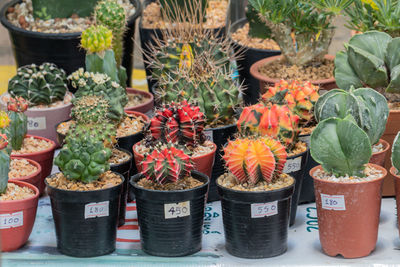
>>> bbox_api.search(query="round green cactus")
[8,63,67,106]
[66,123,117,149]
[71,95,113,124]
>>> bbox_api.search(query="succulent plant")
[8,63,68,106]
[159,0,207,23]
[334,31,400,101]
[237,103,300,150]
[55,130,112,183]
[69,69,128,122]
[391,131,400,172]
[140,147,194,185]
[71,95,114,124]
[66,123,117,149]
[314,87,389,145]
[0,114,10,194]
[81,25,127,88]
[310,116,372,177]
[5,97,28,151]
[149,101,206,147]
[95,0,127,67]
[262,80,320,124]
[223,136,287,185]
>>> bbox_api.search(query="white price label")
[27,117,46,130]
[164,201,190,219]
[84,201,109,219]
[321,194,346,211]
[0,211,23,229]
[299,135,310,147]
[283,156,302,173]
[204,131,213,142]
[251,201,278,218]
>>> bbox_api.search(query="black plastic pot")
[229,18,280,105]
[130,171,209,257]
[204,124,237,202]
[0,0,142,87]
[298,134,318,204]
[283,148,309,226]
[217,177,295,259]
[45,173,124,257]
[110,148,132,227]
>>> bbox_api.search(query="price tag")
[251,201,278,218]
[27,117,46,130]
[0,211,23,229]
[164,201,190,219]
[84,201,109,219]
[321,194,346,210]
[283,156,302,173]
[204,130,213,142]
[299,135,310,147]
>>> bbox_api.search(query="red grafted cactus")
[223,137,287,185]
[141,147,194,185]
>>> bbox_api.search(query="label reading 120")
[84,201,109,219]
[0,211,23,229]
[321,193,346,210]
[164,201,190,219]
[251,201,278,218]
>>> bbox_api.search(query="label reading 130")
[251,201,278,218]
[164,201,190,219]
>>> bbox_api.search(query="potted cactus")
[248,0,353,91]
[334,30,400,195]
[217,136,295,258]
[0,63,71,145]
[130,146,210,256]
[46,128,124,257]
[0,112,40,252]
[390,132,400,237]
[310,115,387,258]
[2,97,56,195]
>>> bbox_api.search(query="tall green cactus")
[6,97,28,151]
[392,132,400,172]
[311,116,372,177]
[314,87,389,145]
[0,112,11,194]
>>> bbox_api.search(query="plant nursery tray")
[2,164,400,266]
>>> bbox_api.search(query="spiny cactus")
[54,131,112,183]
[69,69,128,122]
[0,113,10,194]
[66,123,117,149]
[71,95,114,124]
[310,115,372,177]
[237,103,300,150]
[140,147,194,185]
[159,0,207,23]
[5,97,28,151]
[95,0,126,67]
[8,63,68,106]
[223,137,287,184]
[314,87,389,145]
[262,80,320,124]
[149,101,206,147]
[334,31,400,101]
[392,132,400,172]
[81,25,127,88]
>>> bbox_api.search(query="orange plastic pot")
[0,180,39,252]
[132,142,217,179]
[11,135,56,194]
[9,157,42,191]
[390,167,400,237]
[310,164,386,258]
[369,139,390,167]
[249,55,337,94]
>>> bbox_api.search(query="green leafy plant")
[391,131,400,172]
[310,116,372,177]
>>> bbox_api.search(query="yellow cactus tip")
[0,111,10,129]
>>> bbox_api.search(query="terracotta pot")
[369,139,390,167]
[310,164,386,258]
[133,142,217,179]
[249,55,337,94]
[0,180,39,252]
[390,167,400,237]
[124,88,154,118]
[12,135,56,194]
[9,157,42,191]
[381,109,400,196]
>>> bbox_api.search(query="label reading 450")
[0,211,23,229]
[251,201,278,218]
[164,201,190,219]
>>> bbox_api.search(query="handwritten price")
[251,201,278,218]
[0,211,23,229]
[283,157,302,173]
[321,194,346,210]
[164,201,190,219]
[84,201,109,219]
[27,117,46,130]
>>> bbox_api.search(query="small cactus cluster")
[262,80,320,124]
[141,146,194,185]
[223,137,287,185]
[237,103,300,150]
[8,63,68,106]
[0,112,10,194]
[5,97,28,151]
[71,95,112,124]
[149,101,206,147]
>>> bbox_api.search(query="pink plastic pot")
[12,135,56,194]
[9,157,42,191]
[0,180,39,252]
[124,88,154,118]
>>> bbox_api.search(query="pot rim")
[390,166,400,178]
[372,139,390,156]
[250,54,336,85]
[0,0,142,39]
[124,88,154,110]
[110,147,133,168]
[310,163,387,185]
[205,122,237,131]
[11,135,56,157]
[1,92,73,112]
[8,157,42,182]
[0,180,40,204]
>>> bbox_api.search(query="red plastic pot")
[133,142,217,179]
[369,139,390,167]
[124,88,154,118]
[9,157,42,191]
[0,180,39,252]
[390,167,400,237]
[12,135,56,194]
[310,164,386,258]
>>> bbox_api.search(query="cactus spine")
[71,95,113,124]
[6,97,28,151]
